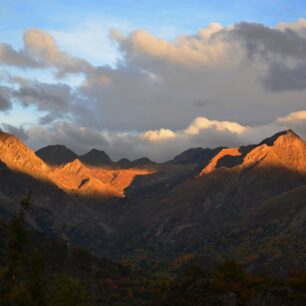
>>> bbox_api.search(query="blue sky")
[1,1,306,75]
[2,0,306,44]
[1,0,306,67]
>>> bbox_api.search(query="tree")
[0,193,90,306]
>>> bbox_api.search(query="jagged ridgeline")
[0,129,306,305]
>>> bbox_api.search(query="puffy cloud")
[184,117,246,135]
[0,43,42,68]
[0,86,12,110]
[0,29,91,77]
[1,20,306,160]
[1,123,28,141]
[16,110,306,162]
[111,23,235,68]
[261,62,306,91]
[231,21,306,61]
[276,110,306,136]
[278,110,306,123]
[24,29,91,76]
[140,128,176,141]
[230,21,306,91]
[11,81,95,125]
[277,18,306,37]
[27,121,108,154]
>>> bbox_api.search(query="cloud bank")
[0,19,306,160]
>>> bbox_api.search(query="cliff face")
[0,131,50,179]
[50,159,153,198]
[199,130,306,176]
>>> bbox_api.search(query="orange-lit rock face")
[239,131,306,174]
[0,131,154,200]
[199,130,306,177]
[0,131,50,180]
[200,147,241,175]
[269,131,306,172]
[90,167,154,197]
[51,159,154,198]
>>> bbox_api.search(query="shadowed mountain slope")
[36,145,155,169]
[36,144,78,166]
[107,130,306,264]
[79,149,114,167]
[1,129,306,273]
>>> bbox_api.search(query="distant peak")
[260,129,301,146]
[85,149,108,156]
[118,158,130,162]
[79,149,113,166]
[51,144,69,149]
[36,144,76,153]
[36,144,77,166]
[70,158,83,165]
[279,129,299,138]
[63,158,85,170]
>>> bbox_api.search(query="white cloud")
[140,128,176,141]
[277,110,306,123]
[112,23,234,67]
[277,18,306,37]
[10,110,304,162]
[184,117,246,135]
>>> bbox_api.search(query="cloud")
[140,128,176,141]
[278,110,306,123]
[1,123,29,141]
[231,21,306,61]
[277,18,306,37]
[9,80,96,125]
[19,110,306,162]
[260,62,306,91]
[24,29,91,77]
[230,21,306,91]
[0,29,91,77]
[0,43,42,68]
[276,110,306,136]
[111,23,234,68]
[27,121,108,154]
[0,86,12,110]
[1,20,306,160]
[184,117,246,135]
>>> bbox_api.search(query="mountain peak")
[79,149,113,166]
[36,144,78,166]
[240,129,306,173]
[260,129,301,147]
[61,159,86,172]
[84,149,109,158]
[198,130,306,176]
[70,158,83,166]
[0,130,49,178]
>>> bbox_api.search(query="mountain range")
[36,144,155,168]
[0,129,305,273]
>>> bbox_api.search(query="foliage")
[0,195,89,306]
[0,195,306,305]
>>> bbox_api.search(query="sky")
[1,1,306,161]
